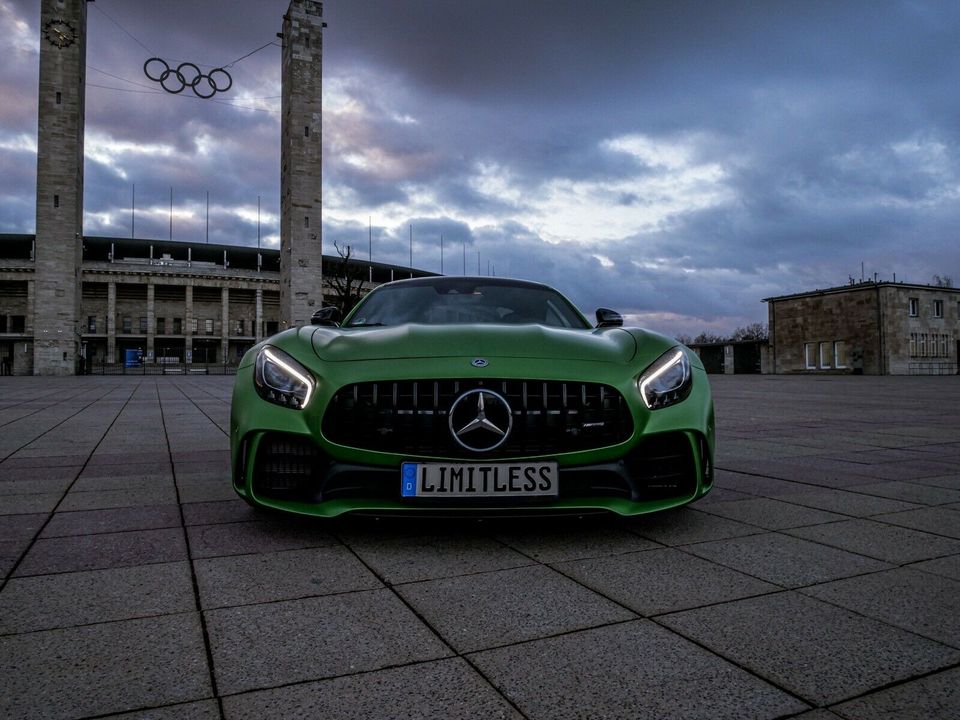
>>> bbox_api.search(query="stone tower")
[280,0,325,328]
[34,0,87,375]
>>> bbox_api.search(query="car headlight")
[254,346,315,409]
[638,347,692,410]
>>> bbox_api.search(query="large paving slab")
[0,374,959,719]
[0,613,212,720]
[660,591,960,706]
[469,621,810,719]
[204,588,452,694]
[396,564,636,652]
[222,658,523,719]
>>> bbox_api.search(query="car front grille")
[321,379,634,459]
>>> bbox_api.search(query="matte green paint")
[231,321,715,518]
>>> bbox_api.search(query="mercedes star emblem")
[448,388,513,452]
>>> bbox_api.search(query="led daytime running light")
[261,347,314,407]
[639,349,690,409]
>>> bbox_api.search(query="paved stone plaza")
[1,374,959,719]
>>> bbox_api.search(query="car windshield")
[344,279,590,329]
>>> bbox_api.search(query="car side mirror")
[595,308,623,328]
[310,306,341,327]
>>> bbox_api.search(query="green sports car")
[230,276,714,517]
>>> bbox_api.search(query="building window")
[122,317,132,334]
[804,343,816,370]
[266,321,279,335]
[53,194,60,208]
[919,333,927,357]
[908,298,918,316]
[157,317,165,335]
[205,319,214,335]
[834,341,848,369]
[304,125,310,137]
[11,316,25,333]
[173,317,182,334]
[304,216,310,228]
[942,335,950,357]
[191,318,198,334]
[0,316,6,333]
[139,317,148,333]
[235,319,244,335]
[819,342,832,369]
[933,300,943,318]
[909,333,917,356]
[87,316,96,333]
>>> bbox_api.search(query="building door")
[733,343,761,374]
[698,346,725,374]
[192,340,218,364]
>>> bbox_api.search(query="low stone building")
[0,234,434,375]
[764,281,960,375]
[687,340,770,375]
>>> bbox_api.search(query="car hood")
[309,324,640,364]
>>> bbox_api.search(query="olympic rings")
[143,57,233,98]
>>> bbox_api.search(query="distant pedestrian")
[1,356,10,375]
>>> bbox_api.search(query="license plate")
[401,462,558,498]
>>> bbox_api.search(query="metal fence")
[85,361,238,376]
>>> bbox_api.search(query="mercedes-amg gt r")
[230,276,714,517]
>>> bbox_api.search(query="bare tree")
[729,322,769,341]
[328,242,368,317]
[932,274,954,288]
[693,331,726,344]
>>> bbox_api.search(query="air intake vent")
[252,434,326,499]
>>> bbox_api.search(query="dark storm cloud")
[3,0,959,335]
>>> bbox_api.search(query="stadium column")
[146,282,155,362]
[25,279,35,336]
[221,287,229,365]
[255,288,263,342]
[280,0,325,329]
[107,281,115,362]
[33,0,88,374]
[185,285,194,363]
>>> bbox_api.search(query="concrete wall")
[769,285,881,374]
[880,285,960,375]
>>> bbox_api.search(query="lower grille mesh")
[252,434,325,498]
[625,433,698,500]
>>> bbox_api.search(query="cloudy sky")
[2,0,958,336]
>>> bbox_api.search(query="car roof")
[377,276,555,292]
